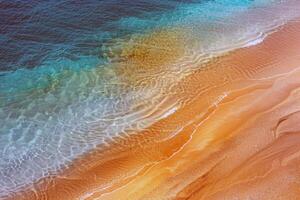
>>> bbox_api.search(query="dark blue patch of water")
[0,0,203,72]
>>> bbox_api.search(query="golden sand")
[10,19,300,200]
[113,28,186,90]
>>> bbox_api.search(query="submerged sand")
[8,18,300,200]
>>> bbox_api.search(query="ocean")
[0,0,299,197]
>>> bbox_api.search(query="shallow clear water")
[0,0,299,196]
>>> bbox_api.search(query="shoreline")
[9,18,300,200]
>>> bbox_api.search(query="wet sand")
[9,18,300,200]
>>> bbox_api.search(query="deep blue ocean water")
[0,0,275,96]
[1,0,203,72]
[0,0,299,197]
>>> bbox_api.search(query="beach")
[8,16,300,200]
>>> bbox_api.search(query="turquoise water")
[0,0,265,94]
[0,0,299,196]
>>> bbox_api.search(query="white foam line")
[159,106,178,120]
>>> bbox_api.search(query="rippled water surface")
[1,0,300,197]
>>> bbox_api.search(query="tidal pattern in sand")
[1,0,300,199]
